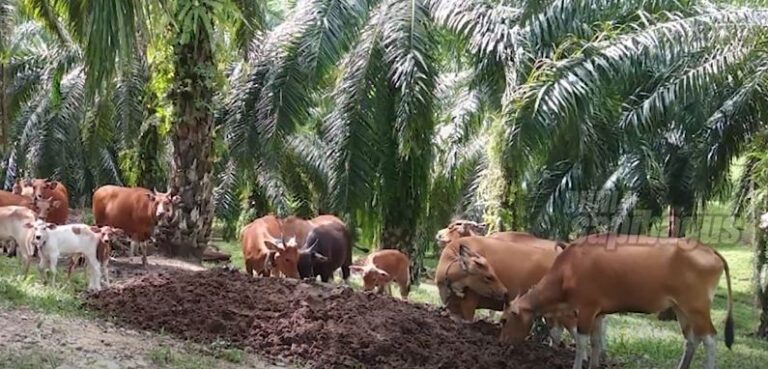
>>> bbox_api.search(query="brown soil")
[85,269,617,369]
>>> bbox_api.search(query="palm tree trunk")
[667,205,685,237]
[380,157,426,285]
[754,205,768,338]
[156,1,216,261]
[0,61,6,152]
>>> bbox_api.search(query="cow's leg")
[140,240,148,267]
[572,333,589,369]
[673,307,698,369]
[341,265,350,284]
[47,253,58,288]
[588,316,605,369]
[66,256,77,279]
[548,320,564,347]
[129,239,137,257]
[702,334,716,369]
[84,252,102,291]
[574,308,598,369]
[244,259,255,277]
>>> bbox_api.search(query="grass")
[0,351,61,369]
[0,255,87,316]
[148,343,247,368]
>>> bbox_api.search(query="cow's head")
[435,220,488,249]
[90,226,125,263]
[147,189,181,223]
[297,239,329,279]
[350,264,391,291]
[34,196,60,219]
[264,235,300,278]
[24,219,57,252]
[444,244,507,301]
[499,294,535,345]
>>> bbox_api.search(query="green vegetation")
[0,351,61,369]
[0,256,85,316]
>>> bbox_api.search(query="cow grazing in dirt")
[0,206,48,274]
[297,222,353,283]
[91,185,180,266]
[24,220,119,291]
[434,222,576,344]
[435,236,576,345]
[499,233,734,369]
[435,240,509,309]
[350,249,411,299]
[241,215,300,278]
[13,178,69,225]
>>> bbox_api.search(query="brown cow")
[434,221,574,344]
[13,178,69,225]
[350,249,410,299]
[435,238,509,311]
[436,232,576,345]
[499,233,734,369]
[240,215,300,278]
[91,185,180,266]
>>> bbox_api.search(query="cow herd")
[1,180,180,290]
[0,179,737,369]
[239,214,412,298]
[434,220,734,369]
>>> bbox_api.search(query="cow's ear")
[458,244,477,271]
[46,223,56,230]
[349,265,364,274]
[90,226,101,233]
[51,200,61,209]
[312,252,328,263]
[23,222,33,229]
[376,269,391,281]
[171,195,181,204]
[145,193,156,202]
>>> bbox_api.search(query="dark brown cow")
[91,185,180,266]
[240,215,300,278]
[297,222,353,283]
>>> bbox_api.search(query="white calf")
[0,206,39,274]
[25,220,108,291]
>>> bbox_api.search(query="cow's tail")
[713,249,734,349]
[404,262,411,297]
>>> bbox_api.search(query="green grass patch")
[0,256,86,316]
[0,351,61,369]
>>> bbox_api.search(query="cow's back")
[488,231,558,251]
[556,233,725,311]
[307,222,349,270]
[92,185,153,238]
[369,249,409,276]
[0,190,33,208]
[241,215,281,257]
[0,206,36,241]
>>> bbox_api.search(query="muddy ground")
[0,306,291,369]
[86,268,618,369]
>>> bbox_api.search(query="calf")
[499,233,734,369]
[241,215,300,278]
[25,220,114,291]
[0,206,41,274]
[297,222,353,283]
[350,249,411,299]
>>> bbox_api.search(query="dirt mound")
[86,269,616,369]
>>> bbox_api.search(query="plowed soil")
[85,269,617,369]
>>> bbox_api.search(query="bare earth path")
[0,306,295,369]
